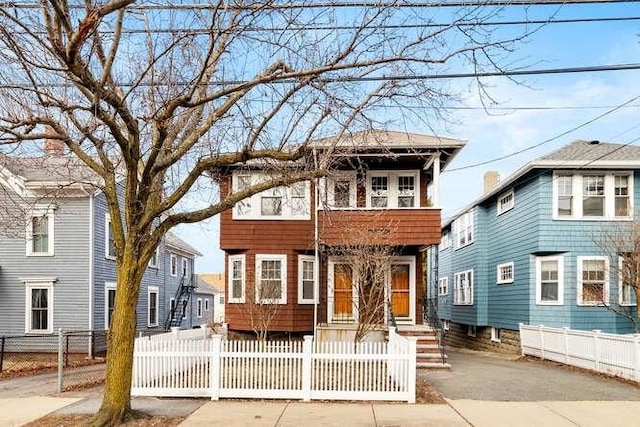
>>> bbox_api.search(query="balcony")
[318,208,441,247]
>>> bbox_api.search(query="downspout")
[313,146,319,340]
[88,193,94,355]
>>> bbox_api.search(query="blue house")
[435,140,639,352]
[0,149,202,344]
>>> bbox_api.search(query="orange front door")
[391,264,410,317]
[334,264,353,319]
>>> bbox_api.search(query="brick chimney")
[43,125,65,156]
[484,170,500,194]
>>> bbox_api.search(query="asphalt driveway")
[421,348,640,401]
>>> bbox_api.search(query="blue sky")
[176,3,640,273]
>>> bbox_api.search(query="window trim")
[204,298,210,311]
[454,210,474,249]
[438,277,449,296]
[321,172,358,209]
[169,297,177,320]
[170,254,178,277]
[228,254,246,303]
[453,270,474,306]
[365,170,420,209]
[577,256,610,306]
[491,327,502,343]
[148,247,159,268]
[147,286,159,327]
[298,255,317,304]
[535,255,564,306]
[24,279,55,334]
[618,257,637,307]
[105,213,116,260]
[197,298,203,318]
[26,208,55,257]
[181,258,188,278]
[105,282,116,330]
[255,254,287,305]
[440,231,451,251]
[497,189,515,216]
[552,172,634,220]
[496,262,515,285]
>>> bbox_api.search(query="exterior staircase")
[397,325,450,369]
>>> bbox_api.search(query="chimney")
[43,125,65,156]
[484,170,500,194]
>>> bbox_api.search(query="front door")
[391,263,410,318]
[334,264,353,320]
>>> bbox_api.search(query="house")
[197,273,226,323]
[0,147,201,343]
[435,140,639,353]
[218,130,465,337]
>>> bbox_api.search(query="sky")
[175,2,640,274]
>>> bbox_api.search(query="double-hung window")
[438,277,449,296]
[170,254,178,276]
[256,254,287,304]
[232,172,310,219]
[497,189,514,215]
[298,255,316,304]
[322,172,357,209]
[105,214,116,259]
[228,254,246,303]
[583,175,605,217]
[454,210,474,248]
[181,258,188,278]
[26,208,54,256]
[496,262,514,284]
[536,256,564,305]
[366,171,420,209]
[614,175,630,216]
[148,286,159,327]
[453,270,473,305]
[557,175,573,217]
[554,172,633,219]
[25,279,55,334]
[197,298,203,318]
[397,175,416,207]
[370,175,389,207]
[577,256,609,306]
[105,282,116,329]
[148,247,159,268]
[619,257,637,306]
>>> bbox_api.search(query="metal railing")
[423,298,446,365]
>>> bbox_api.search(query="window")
[440,231,451,251]
[497,189,514,215]
[148,247,159,268]
[105,214,116,259]
[170,254,178,277]
[438,277,449,296]
[148,286,159,327]
[232,172,310,219]
[442,319,450,331]
[24,280,54,333]
[467,325,476,337]
[454,210,474,248]
[535,255,564,305]
[256,254,287,304]
[228,255,246,303]
[453,270,473,305]
[619,257,637,306]
[181,258,188,277]
[169,297,176,320]
[105,282,116,329]
[366,171,420,209]
[181,300,188,319]
[219,295,225,304]
[496,262,514,284]
[491,327,501,343]
[204,298,210,311]
[322,172,357,209]
[197,298,203,318]
[26,209,54,256]
[554,172,633,219]
[578,256,609,306]
[298,255,316,304]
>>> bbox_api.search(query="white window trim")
[453,270,474,305]
[438,277,449,296]
[23,279,55,334]
[148,247,159,268]
[321,172,358,210]
[255,254,287,305]
[496,262,515,285]
[181,258,188,278]
[170,254,178,277]
[497,189,515,216]
[105,213,116,260]
[467,325,476,337]
[25,208,55,257]
[298,255,317,304]
[577,256,610,306]
[169,297,177,320]
[552,172,634,221]
[491,327,501,343]
[231,172,311,220]
[440,231,451,251]
[618,257,637,306]
[365,170,420,209]
[147,286,159,327]
[204,298,210,311]
[228,254,246,303]
[535,255,564,306]
[104,282,116,330]
[454,210,474,249]
[197,298,203,318]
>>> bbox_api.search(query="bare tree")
[0,1,528,424]
[245,268,285,341]
[595,222,640,333]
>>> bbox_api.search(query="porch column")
[431,153,440,207]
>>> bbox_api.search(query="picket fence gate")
[131,328,417,402]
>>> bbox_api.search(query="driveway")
[421,348,640,401]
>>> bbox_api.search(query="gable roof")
[165,231,203,257]
[443,140,640,228]
[196,273,224,294]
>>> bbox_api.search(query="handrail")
[424,297,446,365]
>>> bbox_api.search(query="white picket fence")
[132,327,417,402]
[144,327,212,342]
[519,324,640,382]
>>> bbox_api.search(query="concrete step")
[417,345,445,354]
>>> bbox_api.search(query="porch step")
[394,326,450,370]
[417,361,451,369]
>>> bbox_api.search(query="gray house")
[0,151,201,340]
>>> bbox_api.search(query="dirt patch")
[23,414,184,426]
[416,376,446,404]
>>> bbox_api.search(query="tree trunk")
[90,254,142,426]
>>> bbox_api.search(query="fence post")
[634,334,640,382]
[539,325,545,360]
[302,335,313,402]
[592,330,601,372]
[171,326,180,341]
[57,328,64,393]
[0,336,4,373]
[210,334,222,400]
[563,327,570,364]
[406,336,418,404]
